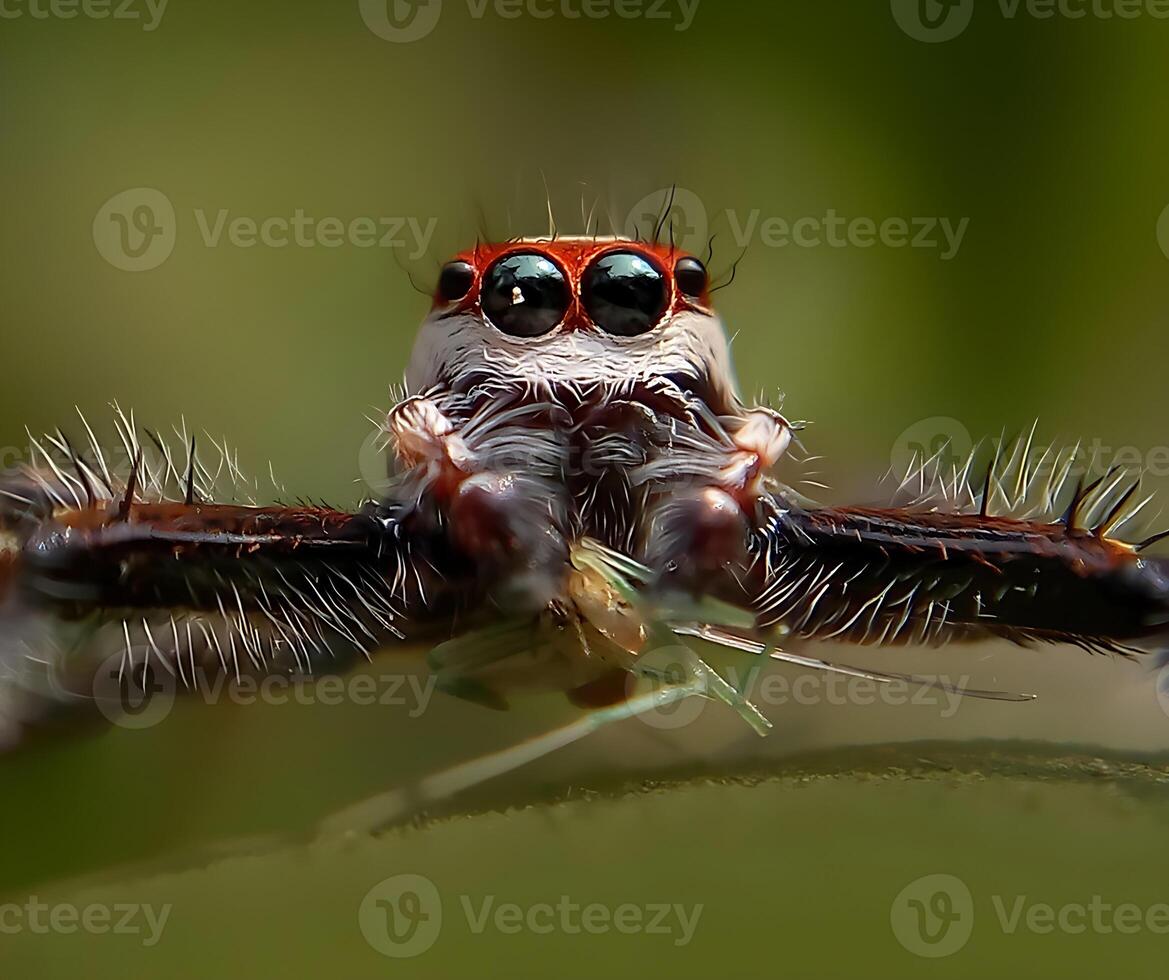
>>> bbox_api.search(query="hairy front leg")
[0,423,453,744]
[385,390,573,611]
[635,406,1169,661]
[635,403,794,580]
[743,503,1169,655]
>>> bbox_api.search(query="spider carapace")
[2,235,1169,741]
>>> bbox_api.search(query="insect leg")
[317,674,708,835]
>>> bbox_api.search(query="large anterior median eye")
[582,251,668,336]
[481,252,570,337]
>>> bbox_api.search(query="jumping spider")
[3,235,1168,767]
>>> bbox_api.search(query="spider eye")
[481,252,570,337]
[437,260,475,302]
[582,251,668,337]
[674,256,708,298]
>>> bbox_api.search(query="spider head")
[405,237,741,414]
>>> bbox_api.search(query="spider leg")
[635,402,1169,660]
[0,460,454,744]
[636,403,793,579]
[740,503,1169,657]
[385,391,572,612]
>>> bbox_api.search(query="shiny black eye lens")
[674,256,708,298]
[437,260,475,302]
[581,251,667,337]
[481,252,570,337]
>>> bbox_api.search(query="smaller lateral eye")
[674,257,708,298]
[437,260,475,302]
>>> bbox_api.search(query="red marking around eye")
[430,238,710,321]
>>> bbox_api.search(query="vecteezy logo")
[1157,204,1169,261]
[92,188,176,272]
[359,0,443,43]
[890,0,974,42]
[624,187,708,255]
[890,416,973,482]
[359,874,443,958]
[1155,661,1169,718]
[890,873,974,958]
[357,428,395,497]
[628,645,709,731]
[91,651,177,730]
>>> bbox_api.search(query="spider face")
[405,237,740,415]
[6,225,1169,758]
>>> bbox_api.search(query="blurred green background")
[2,0,1169,976]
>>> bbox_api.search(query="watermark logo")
[891,416,973,478]
[892,873,1169,956]
[890,419,1169,491]
[360,0,700,41]
[990,894,1169,936]
[890,874,975,957]
[999,0,1169,19]
[94,190,438,271]
[0,0,169,30]
[360,874,444,958]
[358,427,395,497]
[1157,203,1169,261]
[624,187,708,254]
[626,649,973,733]
[91,651,177,730]
[626,188,969,260]
[628,646,710,731]
[891,0,974,41]
[895,0,1169,42]
[191,209,436,254]
[90,657,438,731]
[459,894,702,945]
[0,897,171,946]
[1155,661,1169,718]
[358,875,702,955]
[92,187,176,272]
[359,0,444,43]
